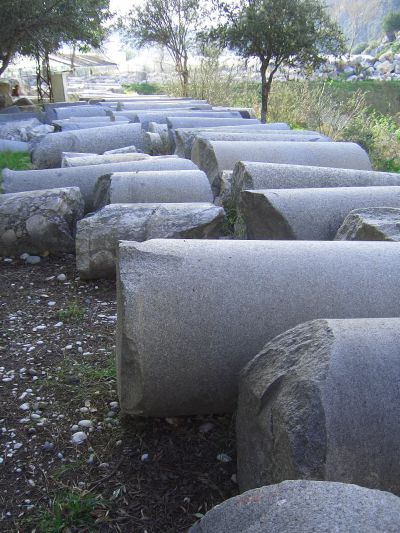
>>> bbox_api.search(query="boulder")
[116,239,400,416]
[93,170,213,210]
[231,162,400,205]
[335,207,400,241]
[239,186,400,240]
[237,318,400,493]
[192,140,372,194]
[189,480,400,533]
[77,203,224,279]
[0,187,84,256]
[31,123,147,168]
[2,157,197,212]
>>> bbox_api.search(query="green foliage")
[57,302,85,321]
[352,42,369,54]
[0,0,111,75]
[122,82,164,95]
[118,0,205,95]
[206,0,345,121]
[36,491,109,532]
[383,11,400,40]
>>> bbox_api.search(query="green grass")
[122,82,164,95]
[0,150,32,171]
[57,301,85,321]
[35,491,110,532]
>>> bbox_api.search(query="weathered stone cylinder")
[240,186,400,240]
[93,170,213,209]
[232,161,400,205]
[62,153,150,167]
[56,121,129,132]
[2,158,196,212]
[189,480,400,533]
[0,139,29,152]
[0,112,43,123]
[175,129,323,158]
[167,116,260,130]
[116,239,400,416]
[31,123,146,168]
[335,208,400,241]
[52,105,110,120]
[192,140,372,193]
[237,318,400,494]
[133,110,242,129]
[76,203,224,279]
[0,187,84,256]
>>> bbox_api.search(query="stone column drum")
[237,318,400,494]
[116,239,400,417]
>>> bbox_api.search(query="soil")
[0,255,237,532]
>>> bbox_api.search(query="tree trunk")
[182,52,189,97]
[70,44,76,74]
[260,62,268,123]
[0,50,13,77]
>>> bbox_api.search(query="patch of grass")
[35,490,110,532]
[122,82,164,95]
[0,150,32,171]
[57,301,85,321]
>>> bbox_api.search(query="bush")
[122,82,164,95]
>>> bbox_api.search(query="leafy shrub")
[122,82,163,95]
[352,42,368,54]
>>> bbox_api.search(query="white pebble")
[71,432,87,445]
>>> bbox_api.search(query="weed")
[57,302,85,321]
[35,490,110,532]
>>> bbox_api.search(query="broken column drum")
[93,170,213,209]
[335,208,400,241]
[237,318,400,494]
[239,186,400,240]
[116,239,400,417]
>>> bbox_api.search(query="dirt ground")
[0,255,237,532]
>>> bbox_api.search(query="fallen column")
[189,480,400,533]
[116,239,400,416]
[52,105,111,120]
[192,140,372,193]
[335,207,400,241]
[0,112,44,123]
[103,145,138,154]
[232,162,400,205]
[166,117,260,130]
[31,123,147,168]
[93,170,213,210]
[0,187,84,256]
[237,318,400,493]
[239,186,400,240]
[133,110,242,130]
[76,203,224,279]
[0,139,29,152]
[175,128,323,158]
[62,153,150,167]
[54,121,129,132]
[2,157,197,212]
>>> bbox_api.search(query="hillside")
[330,0,400,44]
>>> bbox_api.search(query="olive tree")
[383,11,400,41]
[207,0,345,122]
[119,0,204,96]
[0,0,111,76]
